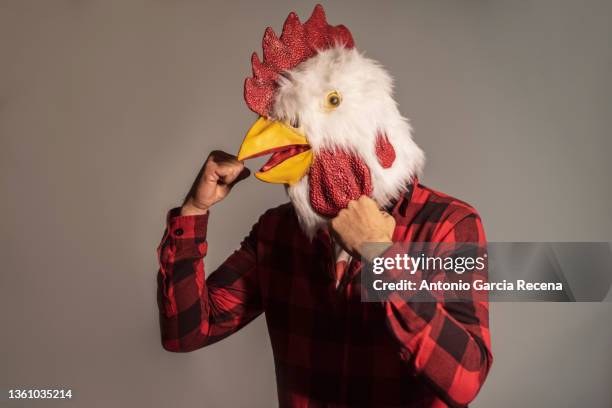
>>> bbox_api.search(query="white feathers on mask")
[274,46,425,239]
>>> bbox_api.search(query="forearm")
[383,214,492,406]
[156,208,263,352]
[385,298,492,407]
[157,209,211,351]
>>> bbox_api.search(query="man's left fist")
[330,196,396,260]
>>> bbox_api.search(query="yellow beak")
[237,117,312,185]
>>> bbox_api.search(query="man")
[157,5,491,407]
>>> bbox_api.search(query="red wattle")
[375,132,396,168]
[309,149,372,218]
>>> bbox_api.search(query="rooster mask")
[237,4,425,238]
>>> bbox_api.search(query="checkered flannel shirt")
[157,182,492,407]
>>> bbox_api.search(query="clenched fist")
[181,150,250,216]
[330,196,396,260]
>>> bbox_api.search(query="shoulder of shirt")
[256,202,297,224]
[411,183,483,225]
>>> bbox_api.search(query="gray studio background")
[1,1,611,407]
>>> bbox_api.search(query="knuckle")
[204,161,217,173]
[206,158,219,169]
[211,150,239,164]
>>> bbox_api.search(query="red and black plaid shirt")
[157,182,492,407]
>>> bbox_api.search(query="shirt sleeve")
[156,208,263,352]
[383,212,493,407]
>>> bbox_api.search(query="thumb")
[381,211,396,229]
[229,166,251,188]
[380,211,393,219]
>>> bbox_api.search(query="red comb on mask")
[244,4,354,117]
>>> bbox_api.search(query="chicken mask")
[237,4,425,238]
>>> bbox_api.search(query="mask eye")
[325,91,342,109]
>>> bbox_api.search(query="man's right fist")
[181,150,250,216]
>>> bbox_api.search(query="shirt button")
[174,228,184,237]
